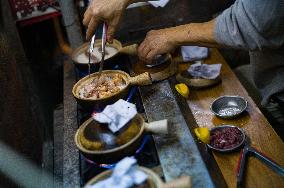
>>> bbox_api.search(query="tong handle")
[99,23,107,72]
[251,147,284,177]
[236,147,249,188]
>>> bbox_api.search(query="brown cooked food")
[78,73,126,99]
[79,117,141,151]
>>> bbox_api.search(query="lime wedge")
[175,83,189,98]
[194,127,210,144]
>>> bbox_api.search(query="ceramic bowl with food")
[84,167,191,188]
[207,125,245,152]
[72,70,152,109]
[210,95,248,119]
[74,114,168,164]
[84,167,160,188]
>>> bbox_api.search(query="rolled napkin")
[148,0,169,8]
[181,46,209,61]
[86,157,148,188]
[188,61,222,79]
[92,99,137,133]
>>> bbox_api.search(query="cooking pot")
[72,70,152,109]
[74,114,168,164]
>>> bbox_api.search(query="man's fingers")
[106,16,121,43]
[138,42,152,62]
[106,25,116,43]
[83,8,92,26]
[86,17,99,40]
[145,50,157,62]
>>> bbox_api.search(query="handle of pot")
[162,176,192,188]
[129,72,152,86]
[119,44,138,55]
[144,119,168,134]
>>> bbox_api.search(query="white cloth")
[92,99,137,133]
[181,46,209,61]
[187,62,222,79]
[148,0,169,8]
[86,157,148,188]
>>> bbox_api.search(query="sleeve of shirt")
[214,0,284,51]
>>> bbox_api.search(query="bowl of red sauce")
[207,125,245,152]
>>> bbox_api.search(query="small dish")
[210,95,248,119]
[207,125,245,152]
[176,70,221,89]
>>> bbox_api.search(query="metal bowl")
[207,125,246,152]
[210,95,248,119]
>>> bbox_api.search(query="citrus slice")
[175,83,189,98]
[194,127,210,144]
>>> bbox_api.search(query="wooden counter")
[179,49,284,188]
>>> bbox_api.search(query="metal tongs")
[87,23,107,77]
[236,137,284,188]
[88,34,96,77]
[99,23,107,73]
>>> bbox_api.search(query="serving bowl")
[210,95,248,119]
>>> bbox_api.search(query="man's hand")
[138,20,218,62]
[83,0,130,42]
[137,27,183,62]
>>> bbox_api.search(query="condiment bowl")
[210,95,248,119]
[207,125,246,152]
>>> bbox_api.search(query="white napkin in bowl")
[148,0,169,8]
[187,61,222,79]
[86,157,148,188]
[181,46,209,61]
[92,99,137,133]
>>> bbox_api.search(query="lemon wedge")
[194,127,210,144]
[175,83,189,98]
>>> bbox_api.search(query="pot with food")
[72,70,152,109]
[74,114,168,164]
[84,166,191,188]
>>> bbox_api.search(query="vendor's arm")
[138,0,284,62]
[84,0,149,41]
[138,19,221,62]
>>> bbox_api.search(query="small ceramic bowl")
[210,95,248,119]
[207,125,246,152]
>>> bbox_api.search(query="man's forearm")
[173,19,222,48]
